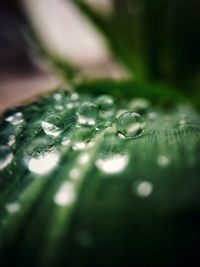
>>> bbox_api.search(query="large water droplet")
[0,146,13,170]
[96,95,115,118]
[28,149,59,175]
[24,139,59,175]
[54,181,76,206]
[77,102,98,126]
[117,111,144,139]
[95,153,129,174]
[41,115,63,137]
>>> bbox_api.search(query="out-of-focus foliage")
[75,0,200,95]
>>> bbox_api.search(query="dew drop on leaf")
[24,139,60,175]
[157,155,171,167]
[0,145,13,170]
[134,181,153,198]
[41,114,63,137]
[117,111,145,139]
[96,95,115,118]
[95,153,129,174]
[54,181,76,206]
[77,102,98,126]
[5,111,24,126]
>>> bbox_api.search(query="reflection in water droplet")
[117,111,144,139]
[6,202,21,213]
[6,112,24,125]
[0,146,13,170]
[95,153,129,174]
[77,102,98,126]
[41,115,63,137]
[135,181,153,198]
[54,181,76,206]
[129,98,150,113]
[96,95,115,118]
[157,155,171,167]
[27,149,59,175]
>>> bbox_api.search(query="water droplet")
[129,98,150,113]
[24,139,59,175]
[0,146,13,170]
[96,95,115,118]
[53,93,62,101]
[77,102,98,126]
[41,115,63,137]
[27,149,59,175]
[7,135,16,146]
[72,142,86,151]
[157,155,171,167]
[5,111,24,125]
[70,92,79,101]
[135,181,153,198]
[54,181,76,206]
[95,153,129,174]
[117,111,144,139]
[6,202,21,213]
[78,153,90,165]
[61,136,71,146]
[69,168,81,180]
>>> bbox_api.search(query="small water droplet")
[129,98,150,113]
[6,202,21,213]
[61,136,71,146]
[41,115,63,137]
[77,102,98,126]
[5,111,24,125]
[0,146,13,170]
[135,181,153,198]
[69,168,81,180]
[53,93,62,101]
[78,153,90,165]
[95,153,129,174]
[96,95,115,118]
[72,142,86,151]
[70,92,79,101]
[7,135,16,146]
[54,181,76,206]
[157,155,171,167]
[117,111,144,139]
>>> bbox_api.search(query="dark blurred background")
[0,0,200,110]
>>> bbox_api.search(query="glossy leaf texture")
[0,87,200,267]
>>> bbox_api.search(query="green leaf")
[0,87,200,267]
